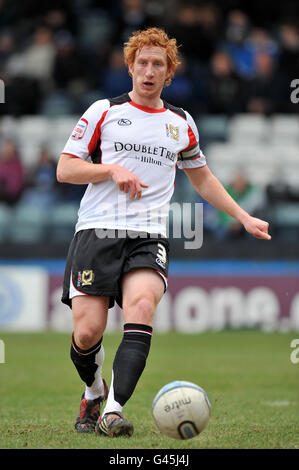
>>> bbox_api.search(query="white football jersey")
[62,93,206,236]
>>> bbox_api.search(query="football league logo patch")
[71,118,88,140]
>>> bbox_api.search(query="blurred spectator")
[225,9,250,44]
[0,139,24,205]
[53,31,87,95]
[20,147,60,208]
[144,0,165,27]
[2,26,56,115]
[29,147,58,191]
[1,26,57,115]
[214,173,266,239]
[0,32,14,68]
[278,23,299,78]
[169,3,220,64]
[5,26,55,86]
[207,50,245,114]
[100,47,132,97]
[248,28,279,63]
[169,4,200,62]
[113,0,152,45]
[245,51,286,114]
[121,0,147,27]
[221,10,255,78]
[44,9,71,35]
[162,55,194,111]
[195,3,221,63]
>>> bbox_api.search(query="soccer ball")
[152,380,211,440]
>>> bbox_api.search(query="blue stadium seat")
[197,115,228,146]
[0,116,18,140]
[0,204,13,241]
[40,91,74,117]
[228,114,269,143]
[270,115,299,145]
[270,203,299,241]
[48,203,79,241]
[9,204,48,243]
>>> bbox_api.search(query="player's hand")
[241,215,271,240]
[110,164,148,199]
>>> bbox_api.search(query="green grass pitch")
[0,330,298,449]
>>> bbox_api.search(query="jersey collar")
[129,100,167,114]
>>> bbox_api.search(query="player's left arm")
[184,165,271,240]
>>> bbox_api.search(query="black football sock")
[70,332,103,388]
[111,323,153,407]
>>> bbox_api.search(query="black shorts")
[61,229,169,309]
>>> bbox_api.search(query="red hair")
[124,27,180,86]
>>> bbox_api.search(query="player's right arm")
[57,155,147,199]
[56,100,147,199]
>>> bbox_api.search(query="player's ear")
[167,65,175,80]
[128,62,134,78]
[165,66,175,85]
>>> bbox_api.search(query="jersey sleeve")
[176,111,207,170]
[61,99,110,160]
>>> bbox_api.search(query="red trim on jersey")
[61,152,81,159]
[182,124,197,152]
[81,118,88,125]
[88,109,108,155]
[129,101,166,113]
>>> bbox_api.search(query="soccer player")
[56,27,271,437]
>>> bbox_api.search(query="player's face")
[129,46,173,103]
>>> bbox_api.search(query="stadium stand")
[0,110,298,246]
[48,202,79,241]
[0,1,298,250]
[228,114,270,143]
[9,203,48,243]
[0,203,12,241]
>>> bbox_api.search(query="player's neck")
[128,91,164,110]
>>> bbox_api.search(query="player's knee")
[75,326,100,350]
[124,296,155,325]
